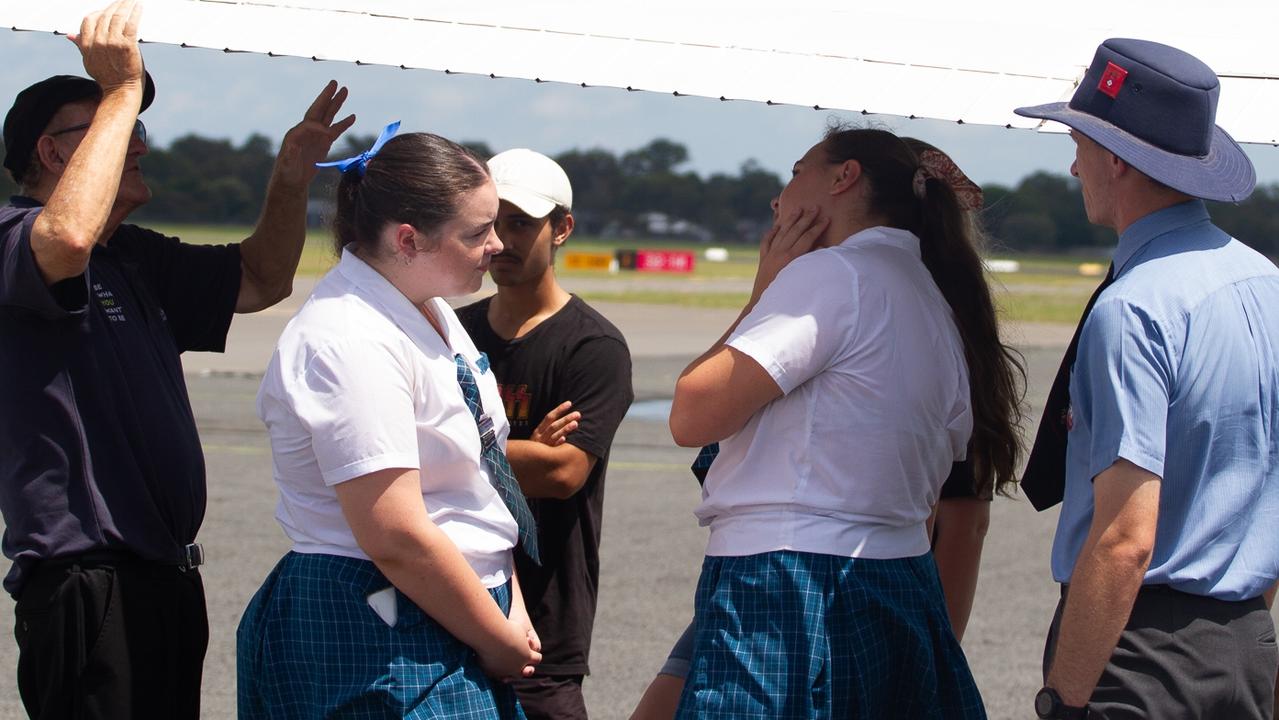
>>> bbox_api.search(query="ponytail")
[917,174,1025,497]
[332,168,366,255]
[824,127,1025,497]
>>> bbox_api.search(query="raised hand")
[272,81,357,188]
[68,0,146,97]
[529,400,581,447]
[751,205,830,302]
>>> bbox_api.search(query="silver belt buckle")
[180,542,204,571]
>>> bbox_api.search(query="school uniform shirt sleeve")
[562,335,633,460]
[1072,296,1173,481]
[0,206,89,319]
[286,339,422,486]
[727,252,857,395]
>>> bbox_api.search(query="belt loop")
[179,543,205,572]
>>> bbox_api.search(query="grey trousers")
[1044,584,1278,719]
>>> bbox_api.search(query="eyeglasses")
[47,118,147,144]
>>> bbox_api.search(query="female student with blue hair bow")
[237,124,573,718]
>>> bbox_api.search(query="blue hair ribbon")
[316,120,401,176]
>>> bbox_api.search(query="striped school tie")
[691,442,719,485]
[454,354,541,565]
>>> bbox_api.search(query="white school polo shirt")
[257,249,518,588]
[695,226,972,559]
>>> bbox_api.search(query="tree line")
[3,132,1276,257]
[982,172,1279,257]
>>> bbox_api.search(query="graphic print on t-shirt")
[498,383,533,427]
[93,281,128,323]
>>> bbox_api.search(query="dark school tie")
[1020,266,1115,511]
[454,354,541,565]
[691,443,719,485]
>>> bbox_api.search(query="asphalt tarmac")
[0,276,1166,719]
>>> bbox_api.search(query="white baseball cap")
[488,148,573,219]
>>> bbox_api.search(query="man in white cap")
[457,148,633,718]
[1016,38,1279,719]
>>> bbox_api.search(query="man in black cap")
[0,1,354,717]
[1016,39,1279,719]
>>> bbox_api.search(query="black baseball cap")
[2,71,156,183]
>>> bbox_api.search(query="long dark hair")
[332,132,489,256]
[823,127,1025,497]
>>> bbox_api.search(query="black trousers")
[1044,583,1278,719]
[510,674,588,720]
[13,553,209,720]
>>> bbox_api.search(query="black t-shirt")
[939,457,986,500]
[0,197,241,596]
[457,295,633,675]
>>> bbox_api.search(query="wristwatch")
[1034,687,1089,719]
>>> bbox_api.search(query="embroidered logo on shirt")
[1098,62,1128,99]
[93,282,127,323]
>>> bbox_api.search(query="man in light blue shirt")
[1016,39,1279,719]
[1056,201,1279,602]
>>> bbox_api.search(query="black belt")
[41,543,205,573]
[1060,582,1259,606]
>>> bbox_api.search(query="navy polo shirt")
[0,197,241,596]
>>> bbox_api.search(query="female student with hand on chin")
[660,127,1022,719]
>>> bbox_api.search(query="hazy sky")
[4,29,1277,188]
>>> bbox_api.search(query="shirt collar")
[837,226,921,258]
[8,195,41,208]
[334,247,457,358]
[1114,200,1211,275]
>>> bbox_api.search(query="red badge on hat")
[1098,61,1127,99]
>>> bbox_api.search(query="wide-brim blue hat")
[1015,38,1255,203]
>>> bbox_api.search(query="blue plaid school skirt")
[237,552,526,720]
[676,550,986,719]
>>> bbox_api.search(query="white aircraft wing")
[4,0,1276,144]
